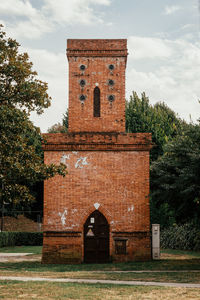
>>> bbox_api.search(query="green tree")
[126,92,184,160]
[62,110,68,130]
[0,25,66,227]
[151,123,200,227]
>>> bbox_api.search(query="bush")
[161,223,200,251]
[0,232,43,247]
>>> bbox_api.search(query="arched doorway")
[84,210,109,263]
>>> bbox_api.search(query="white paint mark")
[123,187,128,198]
[94,202,100,210]
[110,221,114,224]
[58,209,68,226]
[72,151,78,155]
[60,154,70,164]
[128,205,134,212]
[95,82,99,86]
[75,157,89,169]
[71,209,78,214]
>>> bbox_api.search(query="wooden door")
[84,210,109,263]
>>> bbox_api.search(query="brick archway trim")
[80,204,113,226]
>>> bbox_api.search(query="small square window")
[115,239,127,255]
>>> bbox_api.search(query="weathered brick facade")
[67,39,127,132]
[42,39,152,264]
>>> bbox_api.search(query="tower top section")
[67,39,128,61]
[67,39,128,133]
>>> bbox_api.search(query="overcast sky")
[0,0,199,132]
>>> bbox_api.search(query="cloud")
[164,5,181,15]
[0,0,112,39]
[42,0,103,25]
[128,36,172,60]
[127,36,200,123]
[6,18,53,40]
[0,0,37,17]
[1,0,53,39]
[23,47,68,132]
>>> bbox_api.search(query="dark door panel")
[84,210,109,263]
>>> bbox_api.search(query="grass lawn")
[1,257,200,273]
[0,281,200,300]
[0,246,42,254]
[1,247,200,299]
[0,247,200,284]
[161,249,200,259]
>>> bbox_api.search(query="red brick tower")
[67,39,127,132]
[42,39,152,264]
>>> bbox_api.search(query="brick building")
[42,39,152,264]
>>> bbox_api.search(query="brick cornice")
[67,49,128,58]
[67,39,128,62]
[42,132,153,151]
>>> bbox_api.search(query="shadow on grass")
[1,259,200,272]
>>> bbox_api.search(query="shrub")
[0,232,43,247]
[160,223,200,251]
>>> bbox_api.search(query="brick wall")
[67,39,127,132]
[43,149,150,233]
[42,132,152,263]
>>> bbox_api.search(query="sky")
[0,0,200,132]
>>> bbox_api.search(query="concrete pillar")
[152,224,160,260]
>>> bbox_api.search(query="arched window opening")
[93,87,100,117]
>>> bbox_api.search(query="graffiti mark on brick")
[75,157,89,169]
[58,209,68,226]
[128,205,134,212]
[47,219,53,225]
[123,187,128,198]
[60,154,70,165]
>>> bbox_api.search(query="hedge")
[0,232,43,247]
[161,223,200,251]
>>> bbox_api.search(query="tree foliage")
[62,110,68,130]
[151,123,200,227]
[126,91,200,228]
[0,25,50,114]
[0,25,66,207]
[126,92,184,160]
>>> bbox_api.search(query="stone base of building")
[42,231,151,264]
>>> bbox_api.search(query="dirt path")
[0,253,41,262]
[0,275,200,288]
